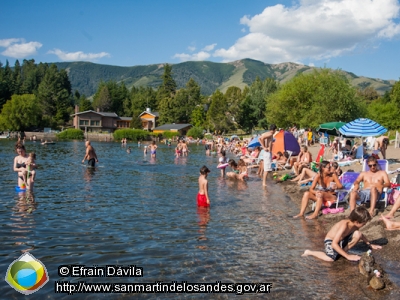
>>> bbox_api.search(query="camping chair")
[247,149,264,173]
[312,172,360,211]
[361,159,389,207]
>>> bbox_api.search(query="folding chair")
[312,172,359,210]
[361,159,389,207]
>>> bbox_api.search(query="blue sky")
[1,0,400,80]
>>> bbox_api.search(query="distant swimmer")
[127,146,131,154]
[82,141,98,167]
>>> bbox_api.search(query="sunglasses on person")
[368,164,377,167]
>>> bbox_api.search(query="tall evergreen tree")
[36,64,72,126]
[157,64,178,124]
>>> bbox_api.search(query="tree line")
[1,59,399,133]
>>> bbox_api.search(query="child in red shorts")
[198,165,211,207]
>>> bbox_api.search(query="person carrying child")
[302,206,381,261]
[198,165,211,207]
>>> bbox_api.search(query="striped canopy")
[338,118,387,137]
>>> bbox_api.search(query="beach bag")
[388,189,400,205]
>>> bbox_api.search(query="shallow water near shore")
[0,140,398,299]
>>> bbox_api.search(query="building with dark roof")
[71,106,132,133]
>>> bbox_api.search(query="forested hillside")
[53,59,395,97]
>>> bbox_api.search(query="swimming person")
[149,141,157,158]
[82,141,99,167]
[302,206,381,262]
[127,146,131,154]
[198,165,211,207]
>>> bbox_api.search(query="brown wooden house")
[71,106,132,133]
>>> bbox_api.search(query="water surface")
[0,140,398,299]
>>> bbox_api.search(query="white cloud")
[188,46,196,52]
[173,51,211,62]
[48,49,110,61]
[211,0,400,63]
[0,38,42,58]
[202,43,217,51]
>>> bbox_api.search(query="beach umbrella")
[339,118,387,137]
[271,130,301,156]
[230,135,239,140]
[248,136,261,148]
[317,122,346,136]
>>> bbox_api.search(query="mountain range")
[53,59,396,97]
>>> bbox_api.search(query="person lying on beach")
[380,214,400,230]
[293,161,343,219]
[302,206,381,262]
[290,167,317,186]
[349,156,390,217]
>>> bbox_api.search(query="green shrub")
[162,131,179,139]
[113,129,150,141]
[56,129,84,140]
[186,127,204,139]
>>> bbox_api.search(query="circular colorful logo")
[5,252,49,295]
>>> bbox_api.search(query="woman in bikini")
[13,143,34,190]
[293,161,343,219]
[293,145,312,175]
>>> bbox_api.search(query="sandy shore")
[274,143,400,295]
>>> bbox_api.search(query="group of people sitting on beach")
[197,125,400,264]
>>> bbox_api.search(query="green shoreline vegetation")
[0,59,400,135]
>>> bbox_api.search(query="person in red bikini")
[197,166,211,207]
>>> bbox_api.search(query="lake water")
[0,140,398,299]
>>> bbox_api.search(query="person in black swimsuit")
[82,141,98,167]
[13,143,34,190]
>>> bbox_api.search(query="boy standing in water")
[198,165,211,207]
[302,206,381,262]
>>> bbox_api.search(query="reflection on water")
[0,140,398,298]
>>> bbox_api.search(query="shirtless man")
[375,135,389,159]
[258,124,277,187]
[349,156,390,217]
[149,141,158,158]
[82,141,98,167]
[181,140,189,156]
